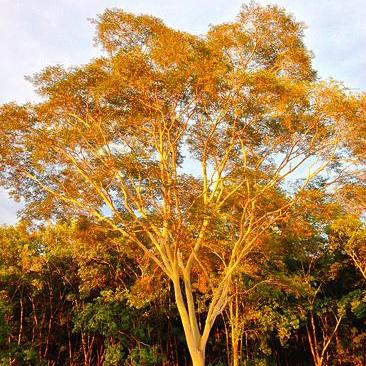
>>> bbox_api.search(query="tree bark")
[190,350,205,366]
[172,274,209,366]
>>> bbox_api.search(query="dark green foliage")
[0,219,364,366]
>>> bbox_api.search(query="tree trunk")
[191,350,205,366]
[172,275,208,366]
[232,341,239,366]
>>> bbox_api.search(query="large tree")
[0,3,364,365]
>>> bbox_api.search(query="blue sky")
[1,0,365,224]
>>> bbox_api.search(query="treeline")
[1,210,365,365]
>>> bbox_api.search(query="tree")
[330,216,366,281]
[0,220,177,365]
[0,3,364,365]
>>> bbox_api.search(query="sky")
[0,0,365,224]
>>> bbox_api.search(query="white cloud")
[0,189,21,225]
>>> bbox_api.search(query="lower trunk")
[191,350,205,366]
[172,275,208,366]
[232,341,239,366]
